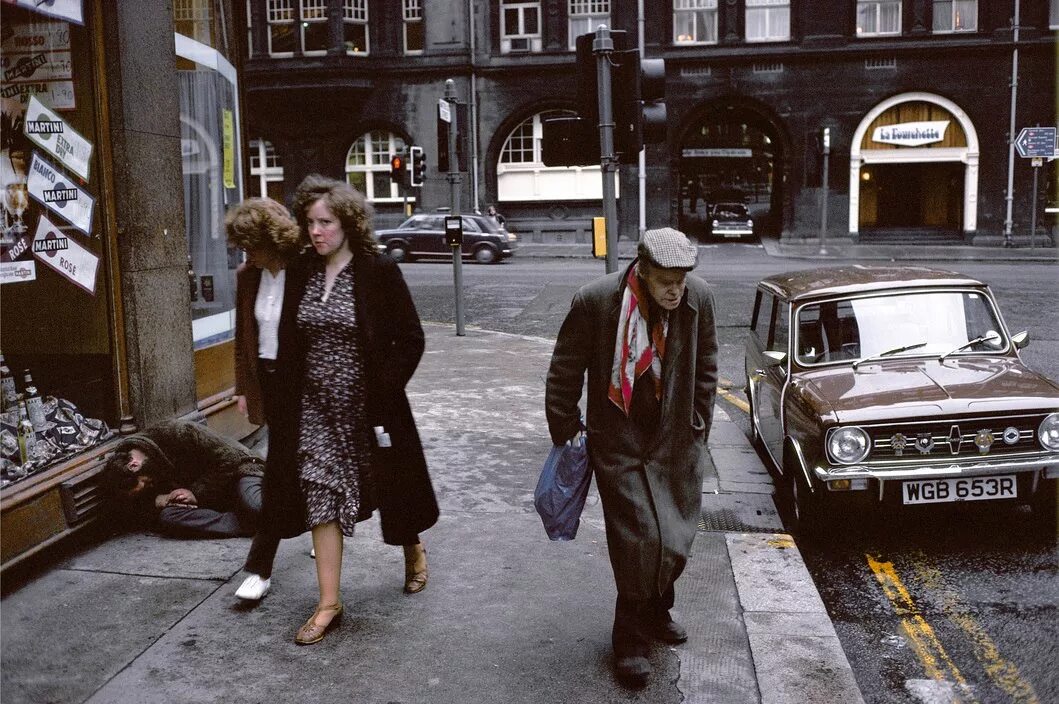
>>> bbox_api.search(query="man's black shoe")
[614,654,651,688]
[637,611,688,644]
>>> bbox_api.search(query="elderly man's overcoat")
[546,259,717,600]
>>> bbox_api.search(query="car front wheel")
[785,451,825,539]
[386,242,410,263]
[474,245,498,264]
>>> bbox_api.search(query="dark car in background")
[376,213,517,264]
[710,202,755,239]
[744,265,1059,536]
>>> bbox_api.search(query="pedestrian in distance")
[265,174,439,645]
[225,197,306,602]
[100,420,266,539]
[545,227,718,688]
[486,204,505,228]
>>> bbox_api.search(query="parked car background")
[710,202,755,240]
[376,213,517,264]
[744,265,1059,536]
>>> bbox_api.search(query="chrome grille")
[868,416,1045,460]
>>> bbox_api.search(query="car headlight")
[1039,413,1059,450]
[747,220,753,227]
[827,426,870,464]
[712,220,719,227]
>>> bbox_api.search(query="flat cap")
[640,227,698,270]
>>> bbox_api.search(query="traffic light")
[612,51,667,161]
[541,114,599,167]
[408,145,426,187]
[390,154,407,185]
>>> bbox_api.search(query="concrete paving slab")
[743,611,844,638]
[59,532,250,581]
[712,447,774,478]
[726,533,827,615]
[719,481,776,495]
[748,633,866,704]
[1,569,219,704]
[708,420,752,447]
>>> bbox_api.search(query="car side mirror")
[763,350,788,367]
[1011,330,1029,349]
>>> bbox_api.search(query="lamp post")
[818,127,831,256]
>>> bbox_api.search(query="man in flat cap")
[546,227,717,687]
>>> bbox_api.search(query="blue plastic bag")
[533,434,590,541]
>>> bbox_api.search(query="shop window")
[403,0,424,54]
[496,112,606,202]
[344,0,369,54]
[501,1,542,54]
[674,0,718,45]
[174,0,213,46]
[568,0,610,50]
[249,139,284,201]
[267,0,297,55]
[300,0,329,54]
[857,0,901,36]
[746,0,790,42]
[345,132,406,202]
[1,7,118,480]
[932,0,976,33]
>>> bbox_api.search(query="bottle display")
[0,354,15,410]
[22,370,46,429]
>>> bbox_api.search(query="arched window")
[345,131,407,202]
[249,139,284,201]
[497,111,605,202]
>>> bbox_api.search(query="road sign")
[1031,157,1043,167]
[1015,127,1056,158]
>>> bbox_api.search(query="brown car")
[744,265,1059,534]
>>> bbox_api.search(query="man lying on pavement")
[100,420,264,538]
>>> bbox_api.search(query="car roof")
[759,265,987,302]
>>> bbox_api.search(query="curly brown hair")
[224,197,305,259]
[291,174,377,256]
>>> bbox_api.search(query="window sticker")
[24,95,92,179]
[31,212,97,294]
[4,0,84,26]
[27,152,94,235]
[0,259,37,285]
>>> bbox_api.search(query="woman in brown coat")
[264,175,438,645]
[225,197,304,600]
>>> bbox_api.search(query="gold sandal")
[403,544,428,594]
[294,602,343,645]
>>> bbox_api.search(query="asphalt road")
[398,243,1059,704]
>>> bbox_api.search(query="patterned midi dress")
[296,261,373,536]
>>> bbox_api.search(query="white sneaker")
[235,574,271,601]
[310,547,316,558]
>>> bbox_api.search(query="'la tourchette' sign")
[872,120,949,147]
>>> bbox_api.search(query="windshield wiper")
[852,342,928,370]
[938,331,1002,361]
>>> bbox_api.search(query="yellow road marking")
[866,553,977,703]
[912,554,1040,704]
[717,375,750,413]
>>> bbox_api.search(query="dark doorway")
[859,162,963,233]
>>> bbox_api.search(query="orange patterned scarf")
[608,265,667,415]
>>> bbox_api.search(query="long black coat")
[262,250,439,543]
[546,259,717,600]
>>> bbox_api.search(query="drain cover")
[698,493,784,533]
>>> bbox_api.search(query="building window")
[344,0,369,54]
[1052,0,1059,29]
[932,0,976,33]
[746,0,790,42]
[569,0,610,50]
[345,132,406,201]
[497,112,605,201]
[857,0,901,36]
[174,0,212,45]
[673,0,718,45]
[501,1,542,54]
[267,0,297,55]
[403,0,424,54]
[246,0,253,55]
[249,139,285,201]
[300,0,329,53]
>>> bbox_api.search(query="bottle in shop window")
[187,254,198,302]
[16,394,37,465]
[0,354,16,410]
[22,369,46,429]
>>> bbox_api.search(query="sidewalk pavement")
[1,323,863,704]
[516,237,1059,262]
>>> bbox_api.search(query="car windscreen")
[794,290,1006,365]
[714,204,747,218]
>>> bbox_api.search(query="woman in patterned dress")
[262,175,438,645]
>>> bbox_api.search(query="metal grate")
[752,61,783,74]
[865,57,897,70]
[698,493,783,533]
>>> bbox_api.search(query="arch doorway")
[677,102,785,238]
[850,92,979,239]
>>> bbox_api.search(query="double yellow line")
[866,553,1039,703]
[717,375,749,413]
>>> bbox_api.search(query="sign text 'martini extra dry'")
[24,95,92,179]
